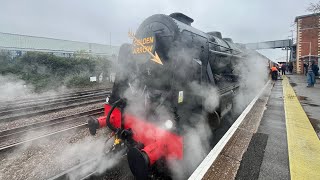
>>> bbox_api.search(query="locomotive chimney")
[169,13,194,25]
[223,38,233,43]
[207,31,222,39]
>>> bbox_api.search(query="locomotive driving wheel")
[206,110,221,130]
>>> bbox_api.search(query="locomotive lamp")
[164,119,173,129]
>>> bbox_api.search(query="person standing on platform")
[304,63,308,76]
[307,62,315,87]
[288,64,293,73]
[271,66,278,80]
[278,64,282,74]
[311,61,319,77]
[281,63,286,75]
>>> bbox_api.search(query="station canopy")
[0,32,119,57]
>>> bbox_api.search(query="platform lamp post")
[287,35,293,62]
[288,30,294,62]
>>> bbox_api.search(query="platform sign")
[178,91,183,103]
[132,36,154,55]
[128,31,163,65]
[99,73,103,83]
[90,76,97,82]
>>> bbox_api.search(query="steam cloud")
[233,51,269,114]
[55,135,125,180]
[0,74,71,102]
[0,75,33,101]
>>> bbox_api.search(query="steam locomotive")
[88,13,249,179]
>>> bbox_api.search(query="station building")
[295,13,320,74]
[0,32,119,59]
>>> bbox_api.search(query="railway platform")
[189,74,320,180]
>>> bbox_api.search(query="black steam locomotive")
[89,12,249,179]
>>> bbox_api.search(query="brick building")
[295,13,320,74]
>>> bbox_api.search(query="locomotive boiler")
[88,12,248,179]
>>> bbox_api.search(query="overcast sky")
[0,0,318,60]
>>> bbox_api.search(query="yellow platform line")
[282,76,320,180]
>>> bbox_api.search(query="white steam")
[189,81,220,113]
[0,74,70,102]
[0,75,33,101]
[233,52,269,114]
[170,115,214,180]
[56,135,125,179]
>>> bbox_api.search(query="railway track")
[0,108,104,152]
[0,91,110,122]
[0,88,110,108]
[49,157,101,180]
[0,90,110,112]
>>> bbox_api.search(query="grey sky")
[0,0,318,60]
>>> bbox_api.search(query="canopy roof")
[0,32,119,56]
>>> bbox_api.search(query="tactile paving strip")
[282,76,320,179]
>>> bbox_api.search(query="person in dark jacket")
[307,61,316,87]
[271,66,278,80]
[304,63,308,75]
[312,62,319,77]
[288,64,293,73]
[281,64,286,75]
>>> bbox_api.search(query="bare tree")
[307,1,320,13]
